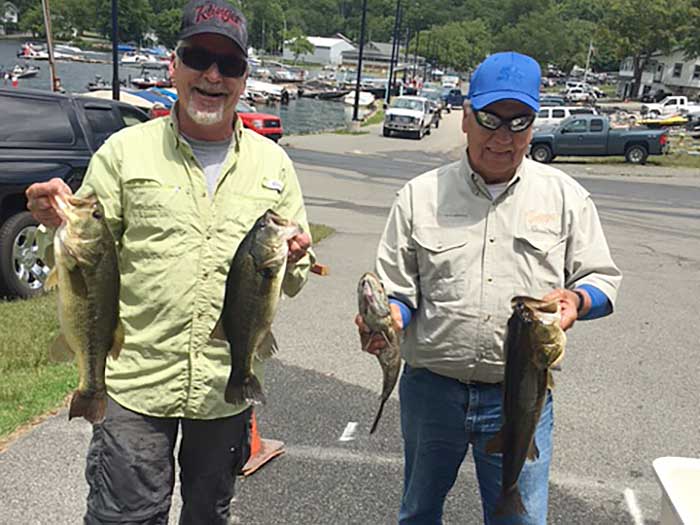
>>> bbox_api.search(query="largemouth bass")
[212,209,301,406]
[357,272,401,434]
[45,192,122,424]
[486,296,566,517]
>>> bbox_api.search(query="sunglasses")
[474,109,536,133]
[176,46,247,78]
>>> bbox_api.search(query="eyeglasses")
[473,109,536,133]
[176,46,247,78]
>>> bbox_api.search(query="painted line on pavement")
[624,488,645,525]
[338,422,358,442]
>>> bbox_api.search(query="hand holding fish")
[26,178,73,228]
[542,288,590,330]
[355,302,402,356]
[287,231,311,264]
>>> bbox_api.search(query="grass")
[0,223,335,444]
[362,107,385,127]
[0,292,77,443]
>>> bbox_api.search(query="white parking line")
[624,488,645,525]
[339,422,359,442]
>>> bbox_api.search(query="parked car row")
[383,95,438,140]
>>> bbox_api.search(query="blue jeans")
[399,365,553,525]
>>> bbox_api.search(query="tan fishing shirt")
[375,151,621,384]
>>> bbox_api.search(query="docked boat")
[11,64,40,78]
[86,75,126,91]
[298,79,349,100]
[343,90,376,107]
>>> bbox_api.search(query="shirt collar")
[460,148,525,200]
[168,102,243,152]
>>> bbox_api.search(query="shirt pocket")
[123,177,183,219]
[513,228,567,286]
[411,225,469,302]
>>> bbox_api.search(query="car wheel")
[625,145,648,164]
[383,127,391,137]
[649,110,660,119]
[530,144,553,163]
[0,211,50,298]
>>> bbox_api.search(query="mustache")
[193,82,230,95]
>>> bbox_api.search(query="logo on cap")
[194,3,243,29]
[496,65,524,84]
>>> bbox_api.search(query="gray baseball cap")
[179,0,248,56]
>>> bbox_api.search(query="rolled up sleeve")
[276,152,314,298]
[565,195,622,309]
[375,186,420,310]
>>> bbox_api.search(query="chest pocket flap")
[412,225,468,253]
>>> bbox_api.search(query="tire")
[426,125,431,136]
[383,127,391,137]
[0,211,50,299]
[649,110,660,119]
[625,145,648,164]
[434,118,440,129]
[530,144,553,163]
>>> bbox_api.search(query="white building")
[619,49,700,99]
[0,1,18,34]
[283,36,355,65]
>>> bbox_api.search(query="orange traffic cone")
[241,410,285,476]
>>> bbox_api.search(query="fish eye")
[92,210,103,220]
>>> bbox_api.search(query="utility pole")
[385,0,401,105]
[402,26,410,86]
[40,0,57,92]
[352,0,368,122]
[583,40,593,83]
[422,33,431,82]
[412,30,420,83]
[111,0,119,100]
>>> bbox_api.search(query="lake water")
[0,38,371,135]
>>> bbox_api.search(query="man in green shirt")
[25,1,312,523]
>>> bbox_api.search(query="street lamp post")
[111,0,119,100]
[352,0,369,122]
[385,0,401,105]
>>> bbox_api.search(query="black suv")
[0,88,149,298]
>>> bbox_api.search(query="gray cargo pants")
[83,396,251,525]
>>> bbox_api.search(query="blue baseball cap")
[468,52,541,112]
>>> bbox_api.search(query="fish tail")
[369,397,388,434]
[225,374,266,406]
[493,485,527,517]
[69,390,107,424]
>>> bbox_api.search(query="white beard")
[185,101,225,126]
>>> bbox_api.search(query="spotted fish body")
[486,296,566,517]
[357,272,401,434]
[46,192,122,424]
[211,209,301,406]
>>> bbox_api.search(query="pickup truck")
[529,114,668,164]
[443,88,465,109]
[641,96,700,118]
[0,88,149,298]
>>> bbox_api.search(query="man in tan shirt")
[358,52,621,524]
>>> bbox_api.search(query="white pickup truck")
[641,96,700,118]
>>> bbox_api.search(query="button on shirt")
[375,151,621,384]
[73,107,313,419]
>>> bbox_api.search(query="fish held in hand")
[357,272,401,434]
[486,295,566,517]
[211,209,301,406]
[45,192,122,424]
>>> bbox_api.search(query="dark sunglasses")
[176,46,247,78]
[474,109,536,133]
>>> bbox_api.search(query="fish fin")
[485,428,505,455]
[493,486,527,517]
[45,268,59,290]
[256,331,278,359]
[69,390,106,424]
[209,317,227,342]
[527,438,540,461]
[547,370,555,389]
[48,333,74,363]
[109,320,124,359]
[225,373,266,406]
[370,397,388,434]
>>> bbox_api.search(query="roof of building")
[307,36,355,49]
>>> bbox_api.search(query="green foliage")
[420,19,493,72]
[286,27,314,63]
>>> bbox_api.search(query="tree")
[422,19,493,72]
[286,27,314,63]
[94,0,154,43]
[596,0,689,97]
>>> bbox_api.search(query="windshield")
[392,99,424,111]
[421,90,440,101]
[236,100,255,113]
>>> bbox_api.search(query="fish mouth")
[511,296,559,322]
